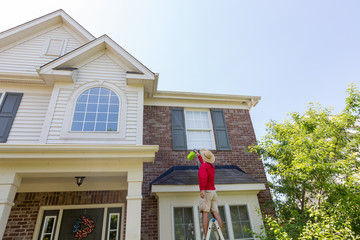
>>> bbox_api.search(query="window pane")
[73,113,85,121]
[174,207,194,240]
[230,205,253,239]
[83,122,95,131]
[109,231,117,240]
[110,214,118,229]
[100,88,110,95]
[85,113,96,121]
[110,96,119,104]
[107,123,117,131]
[71,87,119,132]
[97,113,107,122]
[72,122,83,131]
[100,95,109,103]
[88,95,99,103]
[95,123,106,131]
[109,104,119,113]
[89,87,100,94]
[175,225,185,240]
[86,104,97,112]
[108,114,118,122]
[44,217,55,233]
[77,94,88,103]
[75,103,86,111]
[98,104,109,112]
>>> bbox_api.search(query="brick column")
[0,173,21,239]
[126,170,143,240]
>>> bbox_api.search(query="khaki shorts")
[199,190,219,213]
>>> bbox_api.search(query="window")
[40,216,57,240]
[171,108,231,151]
[71,87,120,132]
[230,205,253,239]
[108,213,120,240]
[171,205,253,240]
[199,206,229,240]
[174,207,195,240]
[185,110,216,150]
[37,206,123,240]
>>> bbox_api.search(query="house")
[0,10,272,240]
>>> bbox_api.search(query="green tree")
[250,84,360,239]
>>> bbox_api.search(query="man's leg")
[211,211,223,232]
[202,211,209,239]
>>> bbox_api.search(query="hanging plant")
[72,216,95,239]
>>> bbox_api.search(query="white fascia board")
[0,144,159,161]
[0,71,44,84]
[151,183,266,193]
[145,90,261,110]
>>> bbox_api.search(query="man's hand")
[200,190,205,199]
[195,151,200,157]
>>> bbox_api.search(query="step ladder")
[205,218,225,240]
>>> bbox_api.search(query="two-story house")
[0,10,272,240]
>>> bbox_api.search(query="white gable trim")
[0,9,94,49]
[39,35,155,82]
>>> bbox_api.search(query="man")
[196,149,223,239]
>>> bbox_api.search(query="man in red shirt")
[196,149,223,239]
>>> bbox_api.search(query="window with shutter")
[211,109,231,151]
[0,92,23,143]
[171,108,187,150]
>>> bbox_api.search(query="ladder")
[205,218,225,240]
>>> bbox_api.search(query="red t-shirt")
[198,155,216,191]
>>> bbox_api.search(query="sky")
[0,0,359,139]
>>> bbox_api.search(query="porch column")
[0,173,21,239]
[126,169,143,240]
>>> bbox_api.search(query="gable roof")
[38,34,157,94]
[0,9,95,49]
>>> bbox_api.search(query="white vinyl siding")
[0,26,83,74]
[6,90,51,143]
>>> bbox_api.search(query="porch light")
[75,176,86,186]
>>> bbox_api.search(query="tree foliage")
[250,84,360,239]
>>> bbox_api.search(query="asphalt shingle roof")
[150,165,263,187]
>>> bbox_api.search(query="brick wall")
[3,190,127,240]
[142,106,273,240]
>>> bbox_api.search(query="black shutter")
[171,108,187,150]
[0,92,23,143]
[211,109,231,151]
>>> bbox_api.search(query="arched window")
[71,87,120,132]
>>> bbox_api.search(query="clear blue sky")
[1,0,359,139]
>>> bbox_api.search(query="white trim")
[39,84,61,143]
[60,81,127,140]
[107,213,120,240]
[184,109,216,150]
[34,203,124,240]
[39,215,57,240]
[193,205,201,240]
[224,204,235,240]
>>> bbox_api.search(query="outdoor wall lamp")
[75,176,86,186]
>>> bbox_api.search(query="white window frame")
[40,215,57,240]
[60,81,127,140]
[33,204,125,240]
[184,109,216,150]
[107,213,120,240]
